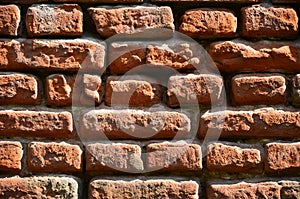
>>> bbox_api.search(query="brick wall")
[0,0,299,198]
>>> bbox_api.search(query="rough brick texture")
[146,142,202,172]
[0,176,78,198]
[86,143,143,173]
[0,73,40,105]
[265,142,300,173]
[0,141,22,172]
[80,109,190,140]
[231,74,286,105]
[105,76,162,107]
[89,179,199,199]
[167,74,224,107]
[292,74,300,106]
[28,142,82,172]
[179,8,237,38]
[0,110,73,138]
[0,39,105,72]
[208,39,300,73]
[89,6,174,38]
[200,108,300,138]
[242,4,298,38]
[0,5,20,36]
[26,4,83,37]
[207,180,300,199]
[206,142,263,173]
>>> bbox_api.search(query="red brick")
[80,109,190,140]
[46,74,75,106]
[146,142,202,172]
[109,42,146,74]
[242,4,298,38]
[28,142,82,172]
[80,74,102,106]
[207,39,300,73]
[199,108,300,139]
[0,176,78,198]
[206,142,262,173]
[167,74,223,107]
[279,181,300,199]
[88,6,174,38]
[0,141,22,172]
[265,142,300,173]
[105,76,162,107]
[207,181,282,198]
[0,73,40,105]
[232,74,286,105]
[179,8,237,38]
[26,4,83,37]
[86,143,143,173]
[89,179,199,199]
[0,39,105,72]
[0,5,20,36]
[0,110,73,138]
[146,40,202,71]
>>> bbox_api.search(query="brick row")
[1,141,298,174]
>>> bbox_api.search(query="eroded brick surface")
[26,4,83,37]
[28,142,82,172]
[89,179,199,199]
[179,8,237,38]
[0,141,22,172]
[0,5,20,36]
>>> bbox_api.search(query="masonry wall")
[0,0,299,198]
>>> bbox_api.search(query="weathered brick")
[80,74,102,106]
[279,181,300,199]
[167,74,223,107]
[0,141,22,172]
[242,4,298,38]
[232,74,286,105]
[0,110,73,138]
[0,176,78,198]
[179,8,237,38]
[273,0,300,3]
[0,39,105,72]
[89,179,199,199]
[207,181,282,199]
[0,5,20,36]
[0,73,40,105]
[26,4,83,37]
[86,143,143,173]
[88,6,174,38]
[199,108,300,139]
[28,142,82,172]
[46,74,75,106]
[206,142,262,173]
[80,109,191,140]
[146,142,202,172]
[208,39,300,73]
[265,142,300,173]
[146,40,202,71]
[105,76,162,107]
[109,42,146,74]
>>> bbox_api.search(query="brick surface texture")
[0,0,299,198]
